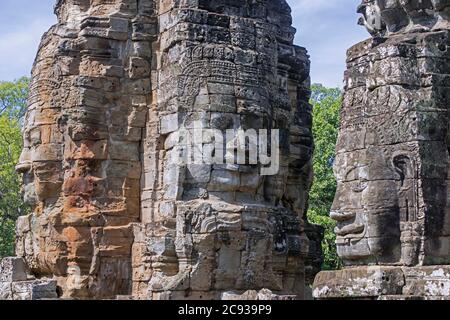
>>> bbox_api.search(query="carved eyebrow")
[344,166,358,179]
[344,165,369,181]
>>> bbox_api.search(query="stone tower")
[314,0,450,300]
[0,0,322,300]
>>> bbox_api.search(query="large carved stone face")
[16,51,64,207]
[13,0,319,300]
[331,147,403,265]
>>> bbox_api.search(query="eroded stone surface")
[0,257,57,300]
[333,3,450,269]
[313,1,450,300]
[358,0,450,37]
[313,266,405,299]
[1,0,322,300]
[313,266,450,300]
[222,289,297,301]
[0,257,29,282]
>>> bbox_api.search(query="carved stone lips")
[330,211,365,237]
[335,223,365,237]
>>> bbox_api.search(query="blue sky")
[0,0,368,87]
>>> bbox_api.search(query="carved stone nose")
[15,161,32,174]
[16,148,32,174]
[330,211,357,222]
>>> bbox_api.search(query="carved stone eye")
[351,180,368,193]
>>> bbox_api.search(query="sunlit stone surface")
[0,0,322,300]
[314,0,450,300]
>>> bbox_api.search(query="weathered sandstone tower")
[314,0,450,300]
[0,0,322,300]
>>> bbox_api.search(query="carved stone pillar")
[313,1,450,300]
[1,0,321,300]
[133,0,319,300]
[11,0,156,299]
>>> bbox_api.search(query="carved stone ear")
[393,154,412,184]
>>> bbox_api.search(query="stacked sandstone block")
[1,0,321,300]
[314,0,450,300]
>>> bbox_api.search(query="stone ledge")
[0,257,29,282]
[222,289,298,300]
[0,257,58,300]
[0,279,58,300]
[313,266,450,300]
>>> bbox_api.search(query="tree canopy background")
[0,77,29,258]
[308,84,343,270]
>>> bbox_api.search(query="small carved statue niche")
[393,154,418,223]
[393,154,422,266]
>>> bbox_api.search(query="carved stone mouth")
[335,223,365,237]
[331,211,365,239]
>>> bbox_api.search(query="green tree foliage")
[0,77,29,120]
[0,78,29,258]
[308,84,343,270]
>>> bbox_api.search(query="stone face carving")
[1,0,322,300]
[336,1,450,269]
[358,0,386,37]
[314,1,450,300]
[358,0,450,35]
[134,0,321,301]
